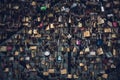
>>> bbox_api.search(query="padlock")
[66,47,70,52]
[60,69,67,74]
[84,47,90,53]
[73,74,78,79]
[48,13,54,17]
[50,23,55,29]
[43,71,49,76]
[67,74,72,79]
[79,63,84,66]
[26,64,31,69]
[106,51,113,58]
[78,22,83,28]
[48,69,55,73]
[7,46,12,51]
[113,1,120,5]
[45,25,50,30]
[107,21,113,27]
[79,51,84,55]
[102,74,108,79]
[58,15,62,22]
[111,34,117,38]
[97,16,105,24]
[31,1,36,6]
[105,3,111,8]
[29,46,37,50]
[83,30,90,37]
[0,46,7,52]
[90,51,96,56]
[104,28,112,33]
[97,47,104,55]
[113,48,117,56]
[9,57,14,61]
[25,17,29,22]
[33,29,38,34]
[73,46,77,53]
[4,68,9,72]
[14,51,19,56]
[13,5,19,10]
[25,56,30,61]
[40,6,47,11]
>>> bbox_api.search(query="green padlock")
[41,6,47,11]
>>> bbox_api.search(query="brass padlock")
[43,71,49,76]
[79,63,84,67]
[97,47,104,55]
[48,69,55,73]
[84,47,90,53]
[73,46,77,53]
[67,74,72,79]
[14,51,19,56]
[50,23,55,29]
[29,46,37,50]
[31,1,36,6]
[67,47,70,52]
[0,46,7,52]
[104,28,111,33]
[48,13,54,17]
[102,74,108,79]
[60,69,67,74]
[83,30,90,37]
[45,25,50,31]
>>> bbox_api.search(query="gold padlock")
[46,25,50,31]
[48,13,54,17]
[97,47,103,55]
[79,63,84,66]
[50,23,55,28]
[73,47,77,53]
[67,74,72,79]
[48,69,55,73]
[102,74,108,79]
[43,71,49,76]
[31,1,36,6]
[104,28,111,33]
[67,47,70,52]
[60,69,67,74]
[83,30,90,37]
